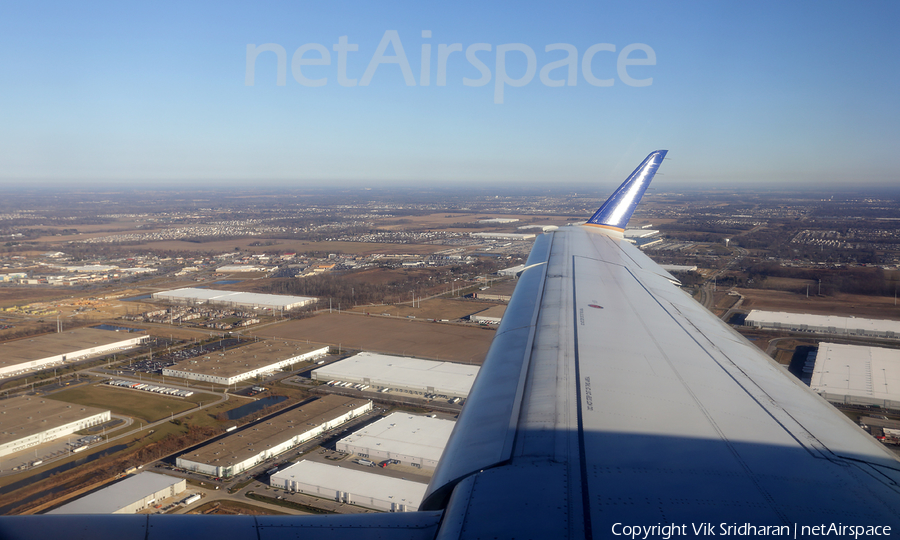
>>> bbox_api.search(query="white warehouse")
[336,412,455,470]
[0,328,148,379]
[49,472,186,514]
[744,310,900,339]
[810,342,900,410]
[176,396,372,478]
[271,460,427,512]
[0,396,110,459]
[152,288,315,311]
[312,352,479,399]
[163,342,329,386]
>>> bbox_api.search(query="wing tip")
[587,150,668,230]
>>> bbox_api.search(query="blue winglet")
[586,150,667,231]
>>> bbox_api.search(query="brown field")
[0,286,70,308]
[141,278,214,290]
[348,297,498,320]
[250,312,494,363]
[736,288,900,321]
[714,292,741,310]
[758,276,815,291]
[338,268,406,286]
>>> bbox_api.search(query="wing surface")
[421,152,900,537]
[0,513,443,540]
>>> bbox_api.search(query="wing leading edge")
[3,151,900,540]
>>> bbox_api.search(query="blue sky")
[2,1,898,189]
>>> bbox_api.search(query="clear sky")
[1,1,898,189]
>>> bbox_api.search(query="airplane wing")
[3,151,900,539]
[421,150,900,537]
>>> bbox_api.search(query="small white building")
[49,472,185,514]
[271,460,427,512]
[336,413,455,470]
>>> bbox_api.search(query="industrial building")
[478,218,519,224]
[470,305,506,325]
[312,352,480,399]
[0,396,110,459]
[49,472,186,514]
[216,265,267,273]
[809,342,900,410]
[624,229,660,239]
[470,232,536,241]
[0,273,27,282]
[470,280,517,301]
[744,310,900,338]
[0,328,148,379]
[336,412,455,470]
[151,287,315,311]
[162,341,329,385]
[176,395,372,478]
[497,264,525,277]
[659,264,699,273]
[271,460,427,512]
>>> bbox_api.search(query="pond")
[225,396,288,420]
[91,324,142,332]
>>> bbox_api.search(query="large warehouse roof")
[179,395,369,469]
[272,460,427,510]
[0,396,109,448]
[337,412,455,463]
[810,343,900,408]
[166,341,327,379]
[0,328,145,372]
[49,472,183,514]
[312,352,479,397]
[151,288,315,310]
[745,310,900,337]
